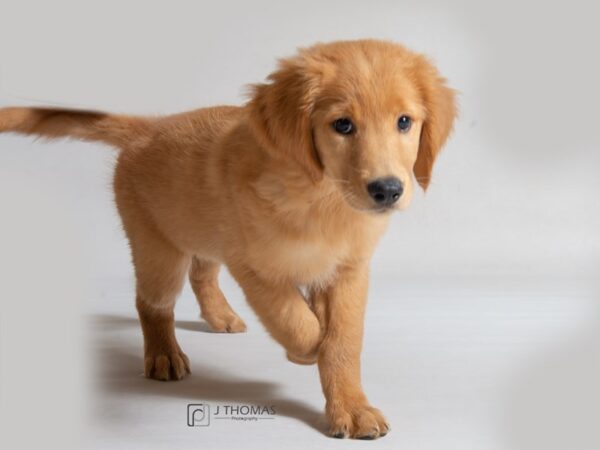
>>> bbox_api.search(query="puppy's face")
[312,72,425,212]
[249,40,456,214]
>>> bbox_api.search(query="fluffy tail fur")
[0,106,150,148]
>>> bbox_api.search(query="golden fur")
[0,39,456,439]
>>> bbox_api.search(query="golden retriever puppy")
[0,39,456,439]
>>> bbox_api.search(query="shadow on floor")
[88,313,327,435]
[90,313,215,333]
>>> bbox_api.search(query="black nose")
[367,177,403,207]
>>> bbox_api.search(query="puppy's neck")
[253,158,347,213]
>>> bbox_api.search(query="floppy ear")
[247,56,324,183]
[414,58,457,191]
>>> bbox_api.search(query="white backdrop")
[0,1,598,449]
[1,0,598,280]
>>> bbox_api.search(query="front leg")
[229,263,322,363]
[317,264,390,439]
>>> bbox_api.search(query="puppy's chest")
[248,226,352,286]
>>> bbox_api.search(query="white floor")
[86,275,600,450]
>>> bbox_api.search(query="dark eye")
[332,118,354,135]
[397,115,412,132]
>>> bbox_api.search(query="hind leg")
[189,257,246,333]
[127,221,191,381]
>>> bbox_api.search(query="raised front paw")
[327,401,390,439]
[144,350,191,381]
[286,350,318,365]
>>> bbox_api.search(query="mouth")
[370,205,395,214]
[349,203,396,215]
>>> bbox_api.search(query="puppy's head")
[248,40,457,213]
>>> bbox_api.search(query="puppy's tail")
[0,106,152,149]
